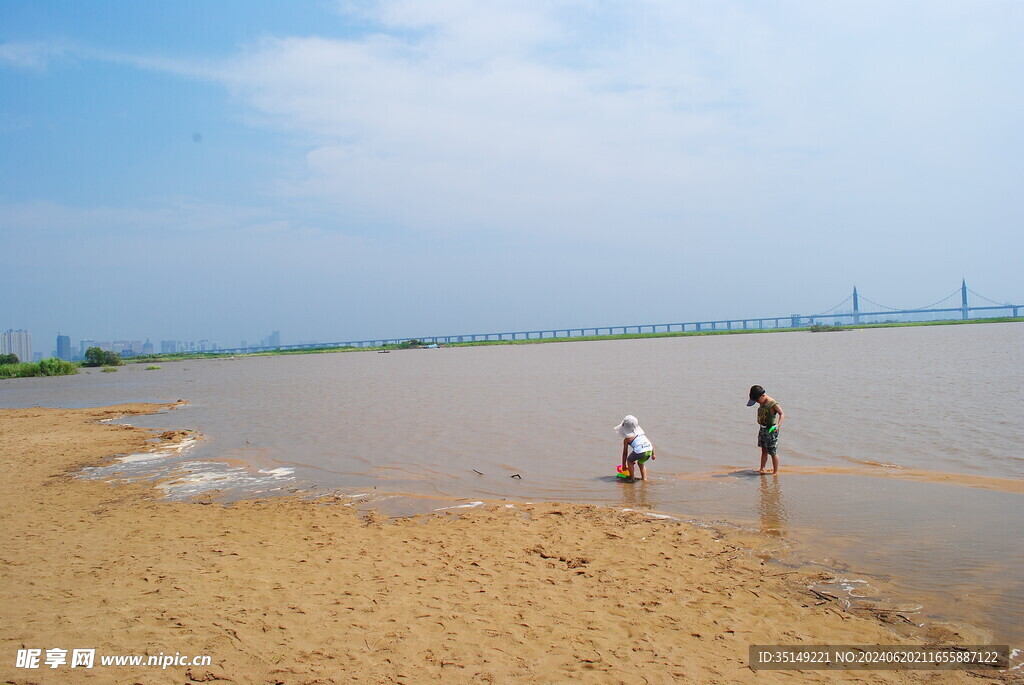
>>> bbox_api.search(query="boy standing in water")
[747,385,784,474]
[615,415,655,482]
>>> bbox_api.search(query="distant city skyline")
[3,2,1022,346]
[0,328,295,362]
[21,330,287,360]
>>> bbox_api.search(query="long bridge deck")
[146,281,1019,356]
[210,303,1020,354]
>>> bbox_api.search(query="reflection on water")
[1,322,1022,644]
[757,475,787,538]
[618,479,655,511]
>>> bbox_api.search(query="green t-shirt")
[757,400,778,427]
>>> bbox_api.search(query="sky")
[2,0,1022,352]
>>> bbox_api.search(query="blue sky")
[2,0,1022,352]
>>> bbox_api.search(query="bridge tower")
[961,279,969,320]
[852,286,860,325]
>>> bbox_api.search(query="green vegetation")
[83,347,123,367]
[145,365,161,370]
[0,353,19,365]
[809,323,846,332]
[0,357,78,379]
[128,347,357,364]
[101,366,118,373]
[847,317,1023,329]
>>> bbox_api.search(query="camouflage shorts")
[757,426,779,455]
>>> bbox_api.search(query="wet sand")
[0,404,1011,684]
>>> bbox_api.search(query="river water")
[2,323,1022,646]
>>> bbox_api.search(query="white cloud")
[23,0,997,282]
[21,1,1022,247]
[209,4,764,239]
[0,41,68,70]
[213,1,1012,237]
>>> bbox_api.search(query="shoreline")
[0,404,1014,683]
[677,465,1024,495]
[120,316,1024,364]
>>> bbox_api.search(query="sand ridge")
[0,405,1011,683]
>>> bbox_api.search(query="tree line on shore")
[0,347,124,378]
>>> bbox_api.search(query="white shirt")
[629,431,652,454]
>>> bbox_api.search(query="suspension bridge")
[212,280,1022,354]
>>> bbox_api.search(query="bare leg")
[759,448,770,474]
[770,453,779,474]
[627,461,636,479]
[638,462,648,481]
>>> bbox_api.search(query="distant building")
[79,340,97,357]
[56,334,72,360]
[160,340,179,354]
[130,341,143,355]
[112,341,132,354]
[260,330,282,348]
[142,340,154,355]
[1,329,32,363]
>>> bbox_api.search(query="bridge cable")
[967,288,1012,306]
[858,287,962,313]
[807,294,853,318]
[909,288,965,311]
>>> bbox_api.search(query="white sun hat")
[614,415,642,438]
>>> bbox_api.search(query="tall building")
[56,334,72,360]
[260,330,281,348]
[1,329,32,363]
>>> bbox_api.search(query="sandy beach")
[0,404,1014,684]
